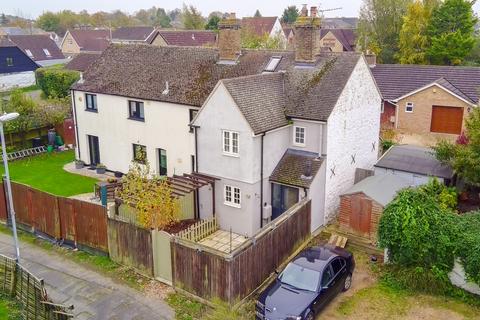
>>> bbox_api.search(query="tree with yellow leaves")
[117,147,180,229]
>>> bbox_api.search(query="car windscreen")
[278,263,320,292]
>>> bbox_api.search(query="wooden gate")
[350,195,372,234]
[152,230,173,284]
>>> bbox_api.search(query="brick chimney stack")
[294,5,321,63]
[218,13,241,61]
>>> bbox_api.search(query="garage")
[430,106,464,134]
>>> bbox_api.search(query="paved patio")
[198,230,248,253]
[63,162,117,181]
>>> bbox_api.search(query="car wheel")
[343,273,352,292]
[305,311,314,320]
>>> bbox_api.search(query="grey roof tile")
[270,149,324,188]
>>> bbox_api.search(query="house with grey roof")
[192,8,381,236]
[374,144,454,186]
[371,63,480,145]
[111,26,157,44]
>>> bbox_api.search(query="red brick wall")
[338,192,384,243]
[381,101,396,130]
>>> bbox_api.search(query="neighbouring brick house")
[61,29,110,56]
[372,64,480,145]
[319,28,356,52]
[339,174,411,243]
[150,30,217,47]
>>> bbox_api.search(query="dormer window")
[25,49,33,58]
[264,56,281,72]
[43,48,51,57]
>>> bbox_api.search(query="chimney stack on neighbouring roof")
[218,12,241,61]
[365,52,377,67]
[294,5,321,63]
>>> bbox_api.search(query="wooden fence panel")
[0,183,7,222]
[172,200,312,303]
[10,182,31,228]
[73,199,108,252]
[30,188,60,238]
[58,198,76,243]
[108,218,153,276]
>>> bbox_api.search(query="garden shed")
[339,174,412,242]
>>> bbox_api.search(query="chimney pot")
[310,7,318,17]
[301,4,308,17]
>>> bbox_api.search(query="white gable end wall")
[324,57,381,222]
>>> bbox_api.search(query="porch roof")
[166,173,218,197]
[270,149,324,188]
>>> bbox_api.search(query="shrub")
[36,67,80,98]
[455,212,480,284]
[378,185,459,273]
[419,178,458,211]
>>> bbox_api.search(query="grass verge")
[166,293,207,320]
[0,293,22,320]
[0,150,97,196]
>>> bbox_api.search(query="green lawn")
[0,150,98,196]
[0,294,22,320]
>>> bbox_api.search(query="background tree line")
[359,0,478,66]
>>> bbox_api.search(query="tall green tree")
[181,5,205,30]
[281,6,299,24]
[5,90,38,147]
[397,1,432,64]
[427,0,477,65]
[358,0,413,63]
[35,11,61,32]
[0,13,9,25]
[155,8,171,28]
[205,15,220,30]
[254,10,262,18]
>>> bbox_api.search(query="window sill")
[223,152,239,158]
[128,117,145,122]
[85,108,98,113]
[224,202,241,209]
[293,142,306,147]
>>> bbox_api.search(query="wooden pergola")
[166,172,218,217]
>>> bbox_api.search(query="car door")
[331,258,348,294]
[314,264,336,312]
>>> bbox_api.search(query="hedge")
[36,67,80,98]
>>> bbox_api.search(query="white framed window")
[25,49,33,58]
[405,102,414,113]
[224,185,241,208]
[293,126,306,146]
[222,130,239,156]
[42,48,51,57]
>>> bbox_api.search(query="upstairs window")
[133,144,147,163]
[405,102,414,113]
[25,49,34,58]
[189,109,198,133]
[293,126,306,146]
[85,93,97,111]
[6,57,13,67]
[128,100,145,121]
[223,130,239,156]
[42,48,51,57]
[224,185,241,208]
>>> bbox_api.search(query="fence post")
[100,185,107,206]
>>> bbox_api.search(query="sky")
[3,0,480,21]
[4,0,368,19]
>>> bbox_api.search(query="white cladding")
[73,91,197,175]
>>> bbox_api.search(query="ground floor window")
[224,185,241,208]
[158,148,167,176]
[133,144,147,163]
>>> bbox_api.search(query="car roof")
[291,245,347,272]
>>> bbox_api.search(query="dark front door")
[271,183,299,220]
[87,135,100,165]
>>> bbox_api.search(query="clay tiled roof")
[242,17,279,37]
[222,73,289,135]
[155,30,217,46]
[371,64,480,104]
[320,29,356,51]
[112,26,156,42]
[65,53,101,72]
[9,35,64,61]
[270,149,324,188]
[68,29,110,52]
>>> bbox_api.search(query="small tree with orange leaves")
[117,147,180,229]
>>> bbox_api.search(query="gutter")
[260,133,265,228]
[71,89,81,159]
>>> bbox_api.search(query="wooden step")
[328,233,348,248]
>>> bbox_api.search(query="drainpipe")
[191,124,200,219]
[260,133,265,228]
[71,89,81,159]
